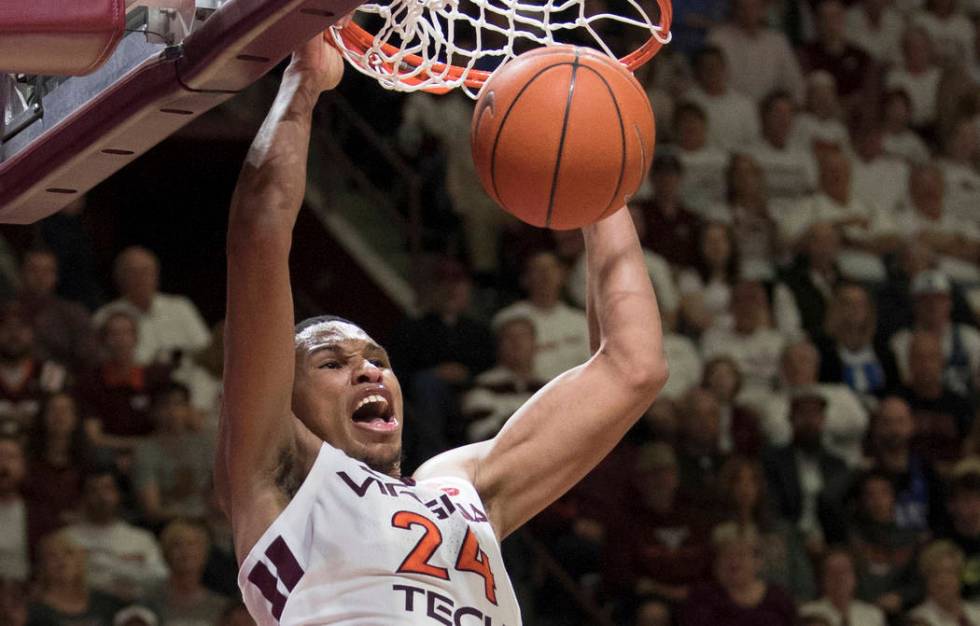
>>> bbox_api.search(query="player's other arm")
[417,207,668,539]
[215,35,343,552]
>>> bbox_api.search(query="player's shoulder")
[412,442,485,485]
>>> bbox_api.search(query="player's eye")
[320,361,341,370]
[368,358,386,368]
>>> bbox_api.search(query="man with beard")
[763,387,853,552]
[215,33,668,625]
[0,303,69,430]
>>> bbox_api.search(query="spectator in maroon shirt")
[680,521,797,626]
[635,153,703,268]
[80,310,173,453]
[24,392,90,542]
[15,247,98,373]
[800,0,879,124]
[604,442,714,608]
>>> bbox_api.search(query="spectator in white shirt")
[779,150,901,283]
[851,126,911,216]
[908,541,980,626]
[461,315,546,442]
[721,153,782,280]
[706,0,805,102]
[748,91,818,211]
[790,72,852,154]
[894,163,980,284]
[673,102,729,213]
[94,247,210,366]
[685,45,761,151]
[679,221,741,335]
[756,340,870,467]
[886,26,943,130]
[912,0,975,66]
[881,89,932,163]
[845,0,905,64]
[938,116,980,225]
[800,549,887,626]
[65,468,168,601]
[701,281,787,401]
[492,250,591,380]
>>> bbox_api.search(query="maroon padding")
[0,0,125,75]
[0,0,364,224]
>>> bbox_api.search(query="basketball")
[470,46,656,230]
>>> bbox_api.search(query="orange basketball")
[470,46,656,230]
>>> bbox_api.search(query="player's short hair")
[295,315,359,337]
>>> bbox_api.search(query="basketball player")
[215,32,668,625]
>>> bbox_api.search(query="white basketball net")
[330,0,671,98]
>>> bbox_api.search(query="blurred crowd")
[6,0,980,622]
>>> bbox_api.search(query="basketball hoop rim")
[333,0,673,94]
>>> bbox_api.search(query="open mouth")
[351,392,398,432]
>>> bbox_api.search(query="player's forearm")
[228,71,319,243]
[582,207,667,388]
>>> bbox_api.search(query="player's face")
[294,321,403,475]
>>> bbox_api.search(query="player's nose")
[353,359,383,384]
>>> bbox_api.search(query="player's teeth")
[355,395,387,411]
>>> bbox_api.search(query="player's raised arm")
[215,35,343,550]
[417,206,668,539]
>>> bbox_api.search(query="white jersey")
[239,444,521,625]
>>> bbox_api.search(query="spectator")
[25,393,89,539]
[38,197,104,311]
[848,471,923,618]
[658,315,704,401]
[937,117,980,227]
[133,384,214,525]
[679,522,797,626]
[818,283,900,404]
[762,388,853,550]
[759,340,870,466]
[705,0,804,102]
[881,89,932,163]
[845,0,905,64]
[636,153,703,268]
[94,247,210,367]
[678,222,740,336]
[776,221,844,342]
[684,46,761,152]
[65,468,169,601]
[912,0,975,65]
[789,72,851,154]
[748,91,818,210]
[799,0,878,120]
[886,26,942,131]
[27,530,124,626]
[0,435,29,582]
[150,519,226,626]
[779,151,900,284]
[942,461,980,600]
[898,330,975,467]
[15,247,98,373]
[388,259,494,459]
[895,164,980,286]
[701,281,786,400]
[908,540,980,625]
[492,250,590,380]
[673,102,729,213]
[850,126,911,217]
[718,456,817,602]
[631,598,672,626]
[801,548,888,626]
[675,388,727,510]
[604,443,713,608]
[0,579,27,626]
[725,153,781,281]
[79,310,174,451]
[112,605,159,626]
[890,270,980,400]
[702,357,764,455]
[867,397,945,533]
[0,303,69,430]
[461,315,545,442]
[217,603,255,626]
